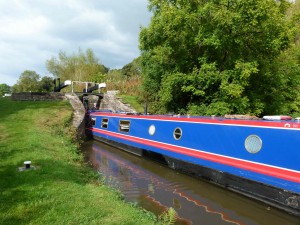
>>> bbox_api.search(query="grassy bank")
[119,95,144,113]
[0,98,158,225]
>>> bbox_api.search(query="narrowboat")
[86,112,300,216]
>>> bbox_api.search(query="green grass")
[0,98,158,225]
[119,95,144,113]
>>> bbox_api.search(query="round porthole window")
[245,135,262,154]
[148,125,156,136]
[173,127,182,140]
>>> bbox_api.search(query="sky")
[0,0,151,86]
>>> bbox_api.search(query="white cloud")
[0,0,151,86]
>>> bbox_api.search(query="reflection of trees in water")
[101,155,109,167]
[91,145,244,225]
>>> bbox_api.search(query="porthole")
[245,135,262,154]
[173,127,182,140]
[148,125,156,136]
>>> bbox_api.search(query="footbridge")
[53,79,136,113]
[53,78,106,94]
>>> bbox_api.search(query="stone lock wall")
[11,92,66,101]
[99,91,136,113]
[11,91,136,140]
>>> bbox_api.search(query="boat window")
[119,120,130,133]
[173,127,182,140]
[91,118,96,126]
[101,118,109,129]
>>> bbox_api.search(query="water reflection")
[83,141,299,225]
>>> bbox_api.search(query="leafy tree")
[38,76,54,92]
[121,57,141,78]
[271,0,300,117]
[12,70,40,92]
[46,48,109,87]
[0,84,11,96]
[140,0,294,116]
[11,71,54,93]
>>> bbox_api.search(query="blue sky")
[0,0,151,86]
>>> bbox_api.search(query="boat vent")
[173,127,182,140]
[119,120,130,133]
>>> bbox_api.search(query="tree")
[11,71,54,93]
[46,48,109,85]
[12,70,40,92]
[121,57,141,78]
[0,84,11,96]
[139,0,293,116]
[270,0,300,117]
[38,76,54,92]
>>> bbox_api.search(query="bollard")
[24,161,31,169]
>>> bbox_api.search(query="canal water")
[82,140,299,225]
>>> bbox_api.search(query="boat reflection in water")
[83,141,299,225]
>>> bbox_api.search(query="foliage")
[287,0,300,45]
[0,84,11,96]
[122,57,142,78]
[104,65,145,113]
[140,0,297,116]
[107,68,143,95]
[266,0,300,117]
[46,48,108,92]
[268,37,300,117]
[39,76,54,92]
[159,207,177,225]
[12,70,41,92]
[12,71,54,93]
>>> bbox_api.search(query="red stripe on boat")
[90,112,300,130]
[91,128,300,183]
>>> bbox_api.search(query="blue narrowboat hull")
[87,112,300,216]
